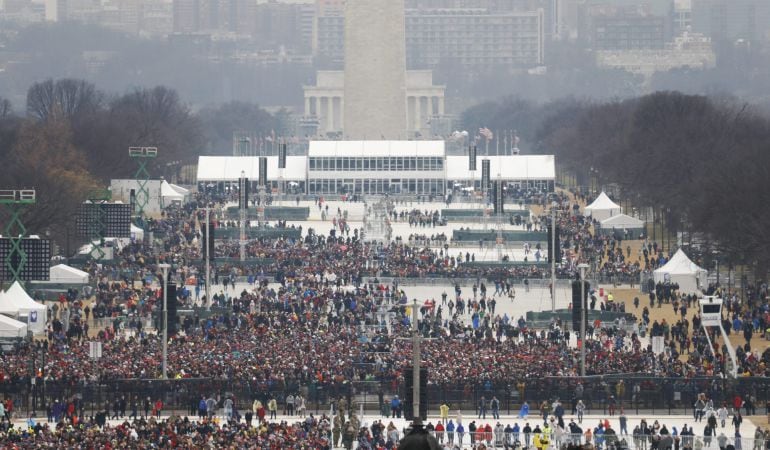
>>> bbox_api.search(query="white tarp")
[585,192,622,222]
[0,282,47,334]
[47,264,89,284]
[600,213,645,230]
[653,249,708,295]
[0,314,27,338]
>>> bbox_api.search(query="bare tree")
[26,78,103,122]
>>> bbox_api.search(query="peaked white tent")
[0,314,27,338]
[161,180,185,203]
[653,249,708,295]
[585,192,622,222]
[47,264,89,284]
[0,281,47,334]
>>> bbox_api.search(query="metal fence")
[421,432,767,450]
[2,376,770,420]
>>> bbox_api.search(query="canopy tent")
[0,281,47,334]
[131,224,145,241]
[0,314,27,339]
[599,214,646,238]
[653,249,708,295]
[161,180,186,203]
[585,192,622,222]
[46,264,89,284]
[600,214,645,229]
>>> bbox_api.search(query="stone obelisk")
[343,0,407,140]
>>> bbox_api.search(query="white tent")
[653,249,708,295]
[585,192,622,221]
[600,214,645,230]
[0,282,47,333]
[47,264,89,284]
[161,180,185,203]
[0,314,27,338]
[131,224,145,241]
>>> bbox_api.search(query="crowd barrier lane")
[4,377,770,419]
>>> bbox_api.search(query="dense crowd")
[0,267,733,386]
[2,191,768,434]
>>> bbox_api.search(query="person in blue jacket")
[519,400,530,418]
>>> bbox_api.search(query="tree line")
[0,78,281,251]
[464,92,770,276]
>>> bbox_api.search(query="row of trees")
[463,92,770,275]
[0,78,281,250]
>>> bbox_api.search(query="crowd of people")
[1,189,768,450]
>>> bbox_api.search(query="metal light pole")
[205,207,211,310]
[158,263,170,379]
[578,263,589,377]
[551,202,557,313]
[412,299,421,420]
[239,171,247,262]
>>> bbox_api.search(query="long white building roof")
[446,155,555,180]
[309,140,445,157]
[196,156,307,182]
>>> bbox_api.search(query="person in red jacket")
[435,422,445,444]
[484,423,493,445]
[154,399,163,419]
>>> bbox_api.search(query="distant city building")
[672,0,692,35]
[596,31,715,76]
[406,8,545,68]
[589,12,668,50]
[315,5,546,69]
[691,0,770,43]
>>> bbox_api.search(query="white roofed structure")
[195,142,556,197]
[196,156,307,183]
[600,214,645,229]
[45,264,90,284]
[0,314,27,339]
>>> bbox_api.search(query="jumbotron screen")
[0,238,50,281]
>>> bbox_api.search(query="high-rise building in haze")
[315,2,546,70]
[691,0,770,42]
[343,0,408,140]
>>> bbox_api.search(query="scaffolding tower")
[128,146,158,224]
[0,189,36,283]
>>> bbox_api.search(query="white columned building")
[303,70,445,138]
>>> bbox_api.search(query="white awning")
[446,155,555,181]
[309,140,445,157]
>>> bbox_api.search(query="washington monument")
[344,0,408,140]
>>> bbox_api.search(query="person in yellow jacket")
[440,403,450,424]
[267,397,277,420]
[543,423,552,441]
[540,432,551,449]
